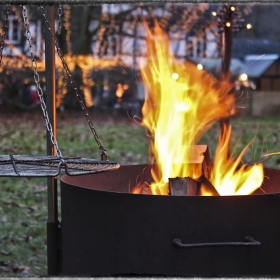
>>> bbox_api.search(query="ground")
[0,107,280,276]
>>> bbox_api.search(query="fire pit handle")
[172,236,261,248]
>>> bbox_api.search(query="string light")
[246,23,252,29]
[64,5,72,55]
[239,73,248,81]
[197,63,203,70]
[57,5,72,108]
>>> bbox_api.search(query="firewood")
[177,145,211,179]
[169,177,199,196]
[196,145,212,179]
[198,175,220,196]
[140,184,153,195]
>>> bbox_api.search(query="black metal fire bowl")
[60,164,280,277]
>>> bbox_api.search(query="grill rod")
[45,5,61,276]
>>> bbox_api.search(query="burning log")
[140,184,153,195]
[197,145,211,179]
[198,175,220,196]
[139,145,216,196]
[168,145,216,196]
[182,145,212,179]
[168,176,219,196]
[169,177,199,196]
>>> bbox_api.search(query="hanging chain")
[38,6,109,161]
[22,6,64,162]
[0,5,11,66]
[57,5,62,34]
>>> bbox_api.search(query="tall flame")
[140,21,263,196]
[140,21,234,195]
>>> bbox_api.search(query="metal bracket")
[173,235,261,248]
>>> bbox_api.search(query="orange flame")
[140,21,263,196]
[210,123,264,195]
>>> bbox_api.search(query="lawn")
[1,108,280,276]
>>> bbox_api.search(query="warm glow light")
[140,21,235,195]
[231,6,235,11]
[212,11,217,16]
[172,73,179,80]
[210,123,264,195]
[116,83,124,98]
[226,22,231,27]
[246,23,252,29]
[239,73,248,81]
[197,63,203,70]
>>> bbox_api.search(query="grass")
[199,116,280,169]
[1,108,280,276]
[0,177,48,276]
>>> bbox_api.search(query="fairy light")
[197,63,203,70]
[56,5,72,108]
[239,73,248,82]
[82,69,94,107]
[64,5,72,55]
[246,23,252,29]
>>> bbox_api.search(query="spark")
[245,54,265,71]
[119,66,129,75]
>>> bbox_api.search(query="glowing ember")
[140,21,264,196]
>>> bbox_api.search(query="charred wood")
[198,175,220,196]
[169,177,199,196]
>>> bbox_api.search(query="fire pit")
[1,3,279,278]
[60,164,280,277]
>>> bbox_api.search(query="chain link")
[58,5,62,34]
[38,6,109,161]
[22,6,64,162]
[0,5,11,66]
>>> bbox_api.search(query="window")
[187,36,205,58]
[187,37,195,57]
[7,16,21,44]
[196,38,206,58]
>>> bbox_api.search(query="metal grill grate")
[0,155,120,177]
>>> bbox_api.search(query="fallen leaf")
[0,215,8,222]
[25,235,33,242]
[0,235,9,242]
[18,265,30,273]
[1,250,11,256]
[30,246,37,252]
[0,260,9,266]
